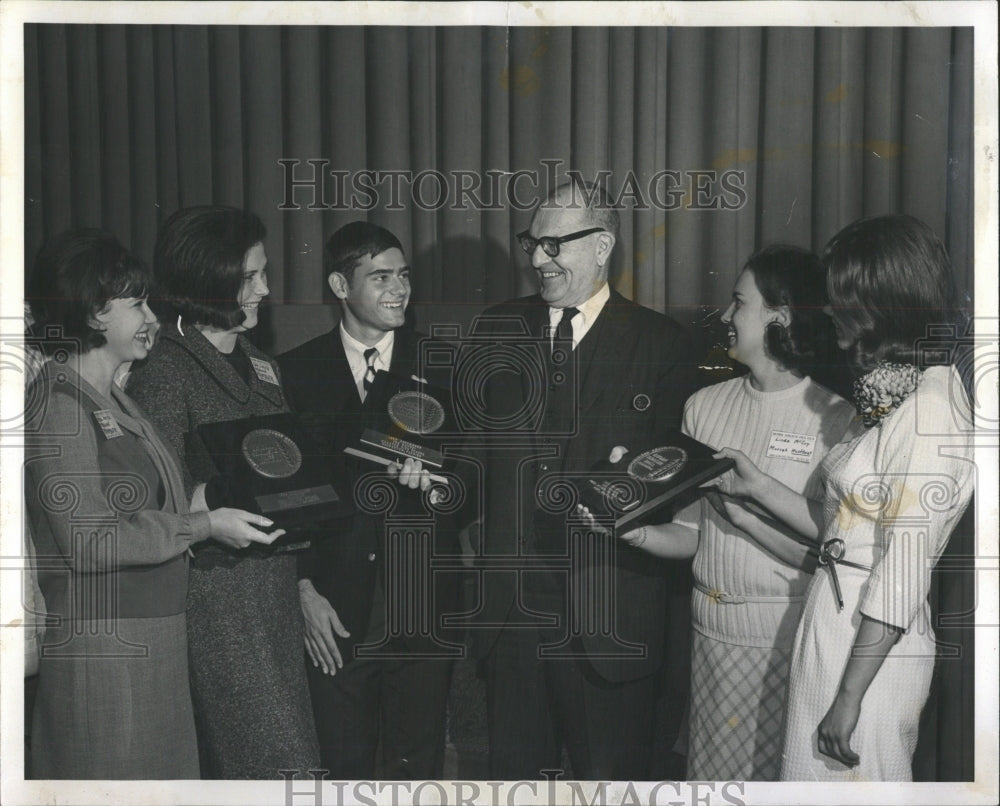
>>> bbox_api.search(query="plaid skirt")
[687,632,792,781]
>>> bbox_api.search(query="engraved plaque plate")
[242,428,303,478]
[573,430,734,531]
[198,412,352,538]
[345,370,454,475]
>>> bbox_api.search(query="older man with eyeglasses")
[464,179,698,780]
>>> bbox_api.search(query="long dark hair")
[822,214,962,372]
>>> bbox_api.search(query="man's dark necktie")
[556,306,580,346]
[362,347,378,399]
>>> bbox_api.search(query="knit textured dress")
[781,365,974,781]
[675,374,857,780]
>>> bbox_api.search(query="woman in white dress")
[718,214,975,781]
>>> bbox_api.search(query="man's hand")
[298,578,351,676]
[387,456,434,491]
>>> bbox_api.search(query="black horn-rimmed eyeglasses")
[516,227,605,258]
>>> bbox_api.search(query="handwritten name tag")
[766,429,816,463]
[93,409,124,439]
[249,357,280,386]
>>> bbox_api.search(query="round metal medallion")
[388,390,446,434]
[627,446,687,482]
[241,428,302,479]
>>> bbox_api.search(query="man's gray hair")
[545,179,620,243]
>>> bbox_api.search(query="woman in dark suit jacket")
[127,206,324,778]
[24,229,281,778]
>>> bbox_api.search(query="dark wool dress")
[128,323,319,779]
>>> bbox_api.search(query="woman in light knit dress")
[24,229,282,778]
[585,245,856,780]
[720,215,975,781]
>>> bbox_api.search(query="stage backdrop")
[24,24,975,780]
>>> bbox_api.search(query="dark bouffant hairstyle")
[324,221,404,286]
[26,228,151,354]
[744,244,837,373]
[152,206,266,329]
[822,214,961,371]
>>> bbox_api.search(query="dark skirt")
[187,551,319,778]
[31,613,199,779]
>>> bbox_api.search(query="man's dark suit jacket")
[469,290,696,683]
[277,326,460,658]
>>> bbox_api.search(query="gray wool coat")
[128,322,319,779]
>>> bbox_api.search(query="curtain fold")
[862,29,903,219]
[812,27,865,240]
[127,26,160,256]
[282,26,322,304]
[173,27,213,204]
[23,24,976,780]
[151,26,179,221]
[211,27,246,208]
[946,27,975,297]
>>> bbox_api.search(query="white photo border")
[1,2,996,805]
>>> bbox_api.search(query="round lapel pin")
[632,393,651,412]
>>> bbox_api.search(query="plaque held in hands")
[197,412,352,537]
[575,430,734,531]
[344,370,452,484]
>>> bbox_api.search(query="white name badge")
[93,409,124,439]
[249,357,280,386]
[766,429,816,464]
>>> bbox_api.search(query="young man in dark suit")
[467,181,697,780]
[278,222,458,779]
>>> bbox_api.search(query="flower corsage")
[852,361,923,428]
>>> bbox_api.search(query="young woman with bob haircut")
[24,228,282,779]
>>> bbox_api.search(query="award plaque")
[344,370,453,483]
[574,430,734,531]
[197,412,352,536]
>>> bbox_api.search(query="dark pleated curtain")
[25,26,975,329]
[23,23,976,781]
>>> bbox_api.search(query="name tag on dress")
[93,410,124,439]
[249,357,280,385]
[766,429,816,463]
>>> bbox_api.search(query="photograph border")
[2,2,997,805]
